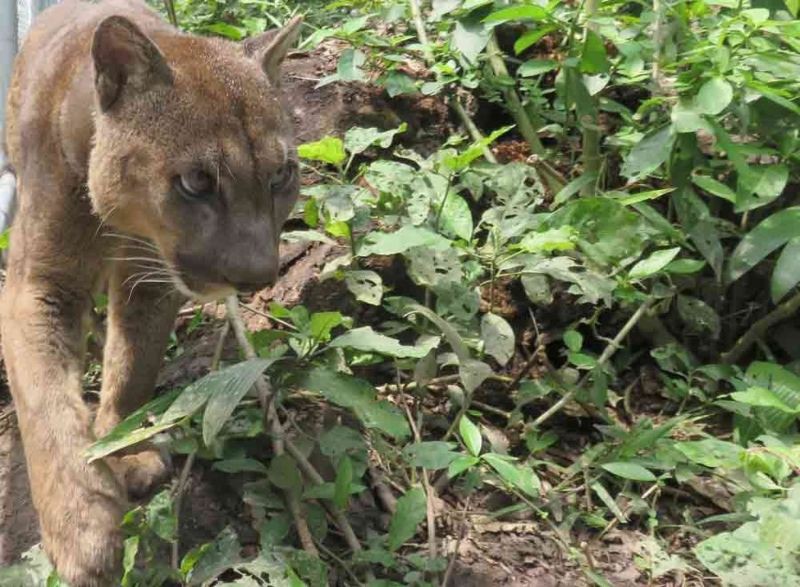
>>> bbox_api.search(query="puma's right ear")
[242,16,303,85]
[92,16,173,112]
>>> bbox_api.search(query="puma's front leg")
[1,279,125,587]
[95,255,182,498]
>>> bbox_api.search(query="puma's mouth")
[171,274,236,302]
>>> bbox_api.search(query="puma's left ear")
[242,16,303,85]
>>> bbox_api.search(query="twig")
[408,0,431,60]
[162,0,178,27]
[239,301,298,331]
[171,451,196,569]
[403,401,438,561]
[226,296,366,559]
[531,299,655,429]
[368,461,397,514]
[225,296,317,557]
[450,97,497,164]
[209,321,230,371]
[441,532,466,587]
[172,320,230,569]
[721,289,800,364]
[315,539,365,586]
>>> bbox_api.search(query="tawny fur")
[1,1,300,584]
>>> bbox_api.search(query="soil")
[0,41,708,586]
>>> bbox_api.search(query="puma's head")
[87,15,302,299]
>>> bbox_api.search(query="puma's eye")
[176,169,214,199]
[270,162,297,192]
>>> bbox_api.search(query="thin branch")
[721,289,800,364]
[171,451,196,570]
[162,0,178,27]
[531,298,655,429]
[225,295,363,557]
[450,97,498,164]
[225,296,316,556]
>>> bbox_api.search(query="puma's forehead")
[127,35,294,179]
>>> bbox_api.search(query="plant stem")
[225,296,319,557]
[531,298,655,428]
[408,0,432,61]
[721,289,800,364]
[163,0,178,27]
[451,97,498,164]
[485,33,545,156]
[579,0,601,196]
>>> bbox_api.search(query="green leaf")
[330,326,440,358]
[696,78,733,115]
[666,259,706,274]
[309,311,344,342]
[448,455,480,479]
[453,18,489,63]
[728,207,800,282]
[297,136,346,166]
[388,487,427,551]
[677,295,720,339]
[482,453,540,497]
[601,462,657,482]
[671,100,709,134]
[564,330,583,352]
[357,225,452,257]
[739,164,789,203]
[438,194,474,241]
[485,5,549,22]
[771,237,800,302]
[518,59,558,77]
[580,30,609,74]
[518,227,577,253]
[591,482,627,522]
[383,71,417,97]
[481,313,515,366]
[304,368,411,439]
[334,456,353,509]
[692,175,737,204]
[345,270,383,306]
[730,387,799,413]
[146,490,177,541]
[202,359,276,446]
[513,25,557,54]
[403,441,460,469]
[185,527,242,585]
[459,416,483,457]
[268,454,303,492]
[213,458,270,474]
[344,124,407,156]
[695,485,800,586]
[629,247,681,279]
[675,439,744,469]
[621,126,675,179]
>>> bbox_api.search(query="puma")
[1,1,301,584]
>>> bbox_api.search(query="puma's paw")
[107,445,171,499]
[40,467,125,587]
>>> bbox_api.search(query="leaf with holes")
[345,270,383,306]
[481,313,515,366]
[330,326,439,358]
[357,225,452,257]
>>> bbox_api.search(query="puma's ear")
[92,15,173,112]
[243,16,302,85]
